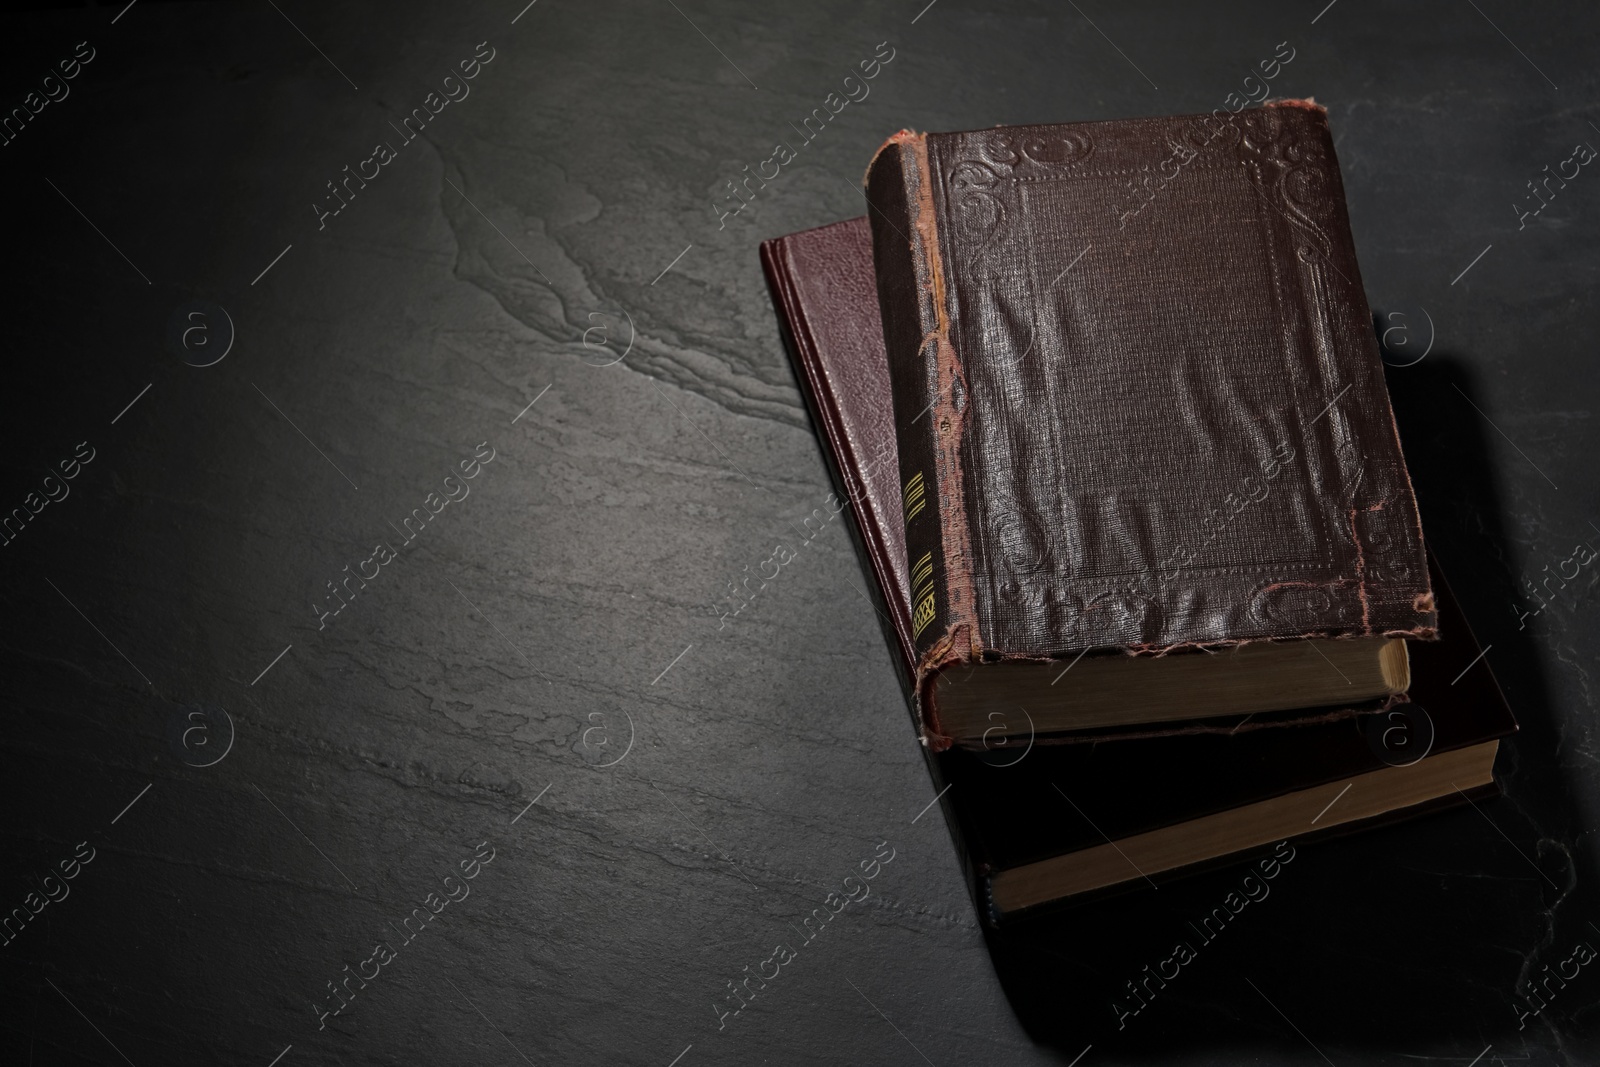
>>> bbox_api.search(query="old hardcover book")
[863,103,1436,748]
[760,214,1517,922]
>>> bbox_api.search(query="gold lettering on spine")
[910,550,937,637]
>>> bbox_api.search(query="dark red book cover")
[863,105,1436,740]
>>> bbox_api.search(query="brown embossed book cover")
[760,213,1516,923]
[863,103,1437,749]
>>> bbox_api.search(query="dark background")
[1,0,1596,1064]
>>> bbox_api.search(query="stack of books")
[760,102,1515,924]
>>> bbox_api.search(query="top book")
[862,102,1436,749]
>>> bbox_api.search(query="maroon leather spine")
[759,222,917,685]
[864,104,1437,740]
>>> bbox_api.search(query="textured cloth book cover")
[862,103,1436,730]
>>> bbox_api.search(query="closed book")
[862,103,1436,749]
[760,213,1517,923]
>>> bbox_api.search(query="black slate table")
[3,1,1596,1064]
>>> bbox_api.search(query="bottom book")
[760,216,1518,925]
